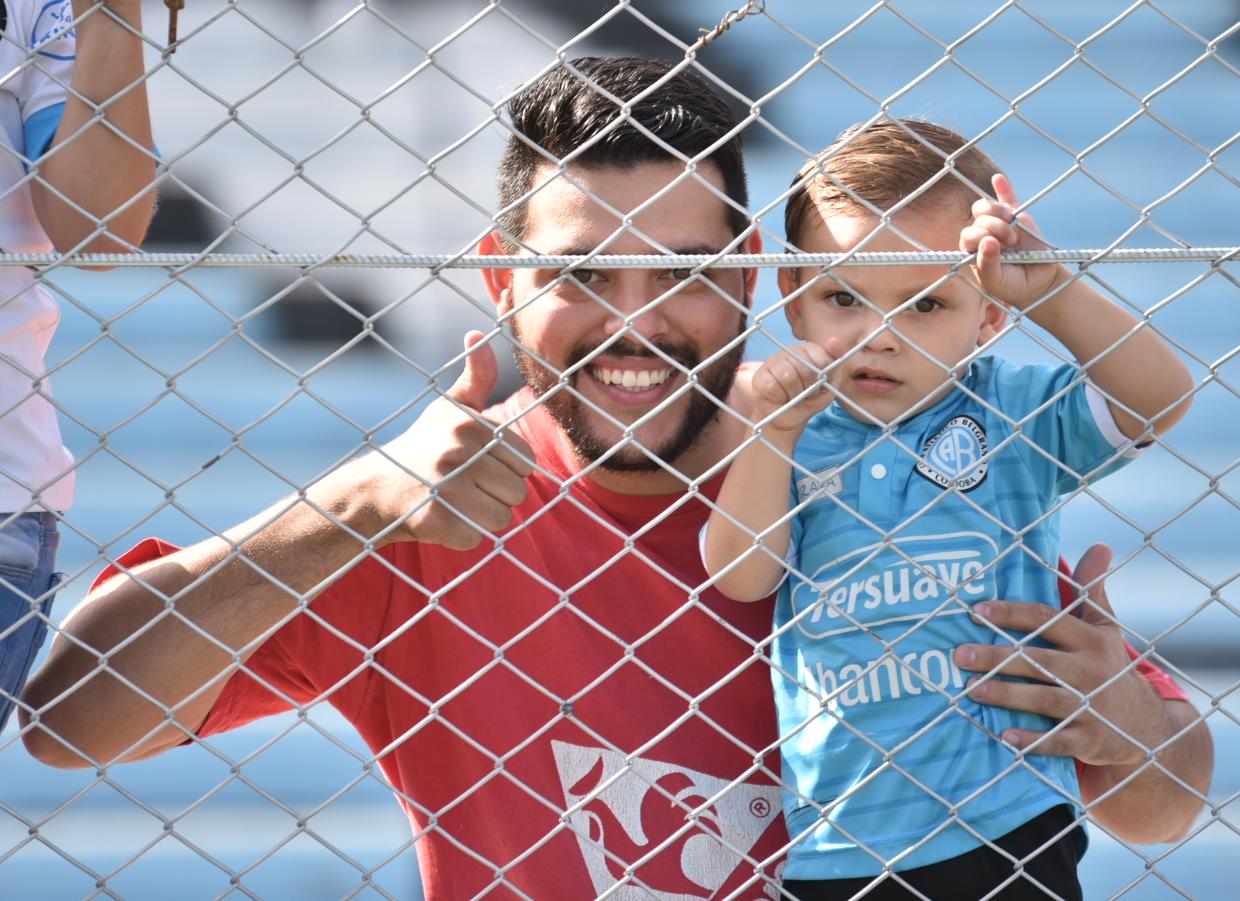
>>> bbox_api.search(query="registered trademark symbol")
[749,797,771,817]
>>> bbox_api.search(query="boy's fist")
[750,340,841,434]
[960,173,1064,310]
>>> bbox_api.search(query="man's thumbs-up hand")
[446,331,501,413]
[319,332,535,550]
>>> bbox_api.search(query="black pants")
[782,805,1083,901]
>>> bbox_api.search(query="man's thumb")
[1072,543,1117,626]
[446,331,498,411]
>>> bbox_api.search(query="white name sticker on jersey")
[795,465,843,505]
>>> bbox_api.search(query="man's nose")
[601,273,671,344]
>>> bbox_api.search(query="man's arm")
[1077,697,1212,844]
[30,0,156,253]
[21,335,534,767]
[953,544,1213,844]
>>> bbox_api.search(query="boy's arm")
[705,430,800,602]
[704,342,836,602]
[962,175,1193,440]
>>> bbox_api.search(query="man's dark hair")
[496,57,749,247]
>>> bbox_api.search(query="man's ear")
[479,231,514,316]
[977,296,1008,346]
[740,229,763,304]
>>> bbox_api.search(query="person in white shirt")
[0,0,154,732]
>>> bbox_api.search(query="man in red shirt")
[22,58,1210,898]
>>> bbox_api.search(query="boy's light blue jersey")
[775,355,1139,879]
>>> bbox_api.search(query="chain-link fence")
[1,0,1237,898]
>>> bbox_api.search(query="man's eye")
[828,291,857,308]
[567,268,599,285]
[668,267,694,280]
[912,297,941,313]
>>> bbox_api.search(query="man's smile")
[589,365,674,392]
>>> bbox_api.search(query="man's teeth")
[593,367,672,390]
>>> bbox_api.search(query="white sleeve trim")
[1085,382,1150,458]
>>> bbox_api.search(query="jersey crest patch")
[916,415,988,491]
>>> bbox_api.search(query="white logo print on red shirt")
[552,740,783,899]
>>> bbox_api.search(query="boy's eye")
[828,291,857,308]
[911,297,941,313]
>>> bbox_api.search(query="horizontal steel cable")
[4,247,1237,269]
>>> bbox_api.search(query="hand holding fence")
[962,173,1058,309]
[748,339,841,434]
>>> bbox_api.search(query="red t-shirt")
[95,390,1188,899]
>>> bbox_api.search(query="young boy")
[703,120,1193,898]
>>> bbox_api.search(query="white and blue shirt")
[0,0,76,511]
[775,355,1140,879]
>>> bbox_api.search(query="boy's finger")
[821,336,848,359]
[961,225,1010,255]
[992,172,1021,209]
[799,341,836,371]
[962,219,1015,249]
[971,198,1013,223]
[767,357,806,401]
[975,235,1003,286]
[752,368,790,409]
[1014,210,1045,242]
[791,358,828,395]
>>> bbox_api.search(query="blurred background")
[1,0,1237,897]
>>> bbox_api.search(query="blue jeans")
[0,512,61,733]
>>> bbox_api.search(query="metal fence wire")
[1,0,1238,898]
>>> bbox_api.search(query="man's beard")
[510,322,744,473]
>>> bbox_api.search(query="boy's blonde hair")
[784,119,1003,249]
